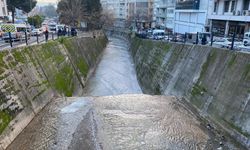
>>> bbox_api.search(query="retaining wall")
[130,37,250,148]
[0,36,108,149]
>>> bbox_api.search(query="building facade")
[208,0,250,37]
[155,0,175,31]
[0,0,8,20]
[101,0,154,28]
[100,0,127,20]
[174,0,211,34]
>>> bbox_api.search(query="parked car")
[31,28,43,36]
[136,32,147,39]
[153,29,165,40]
[243,32,250,46]
[237,44,250,52]
[170,34,185,42]
[213,38,242,49]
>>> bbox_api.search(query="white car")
[213,38,242,49]
[31,28,43,36]
[237,44,250,52]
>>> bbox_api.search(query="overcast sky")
[37,0,57,5]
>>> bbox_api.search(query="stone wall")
[130,37,250,148]
[0,36,108,149]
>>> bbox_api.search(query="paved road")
[0,31,100,51]
[0,34,55,51]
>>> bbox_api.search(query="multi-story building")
[0,0,8,20]
[155,0,175,31]
[100,0,129,27]
[208,0,250,37]
[100,0,127,20]
[101,0,154,28]
[174,0,211,34]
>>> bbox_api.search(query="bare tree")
[100,9,115,28]
[57,0,85,26]
[57,0,102,29]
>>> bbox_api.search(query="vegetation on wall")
[0,35,107,136]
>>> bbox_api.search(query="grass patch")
[228,54,237,68]
[77,59,89,77]
[242,64,250,80]
[54,65,74,97]
[0,111,12,134]
[153,42,171,66]
[191,83,207,96]
[190,83,207,109]
[41,42,58,59]
[23,47,38,67]
[131,37,142,56]
[58,37,68,44]
[0,51,8,74]
[12,50,25,64]
[54,55,65,64]
[199,50,217,81]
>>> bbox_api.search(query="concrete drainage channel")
[0,34,249,149]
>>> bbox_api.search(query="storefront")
[211,20,250,39]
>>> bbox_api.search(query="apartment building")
[155,0,175,31]
[208,0,250,37]
[100,0,127,20]
[101,0,154,28]
[0,0,7,17]
[174,0,211,34]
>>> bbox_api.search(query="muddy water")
[83,38,142,96]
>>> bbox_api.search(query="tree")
[100,9,115,28]
[41,4,57,18]
[83,0,102,29]
[7,0,37,23]
[57,0,102,29]
[28,15,44,28]
[57,0,83,26]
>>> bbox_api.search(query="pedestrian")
[58,28,62,37]
[71,28,77,36]
[44,29,49,42]
[63,26,67,36]
[201,36,207,45]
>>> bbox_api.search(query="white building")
[101,0,154,28]
[155,0,175,31]
[208,0,250,37]
[174,0,211,34]
[0,0,7,17]
[100,0,128,20]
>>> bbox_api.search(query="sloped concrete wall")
[0,36,108,149]
[130,37,250,148]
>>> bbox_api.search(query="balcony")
[208,10,250,22]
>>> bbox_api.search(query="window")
[214,2,217,12]
[230,0,236,12]
[2,7,5,16]
[224,1,230,12]
[168,9,174,14]
[243,0,250,10]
